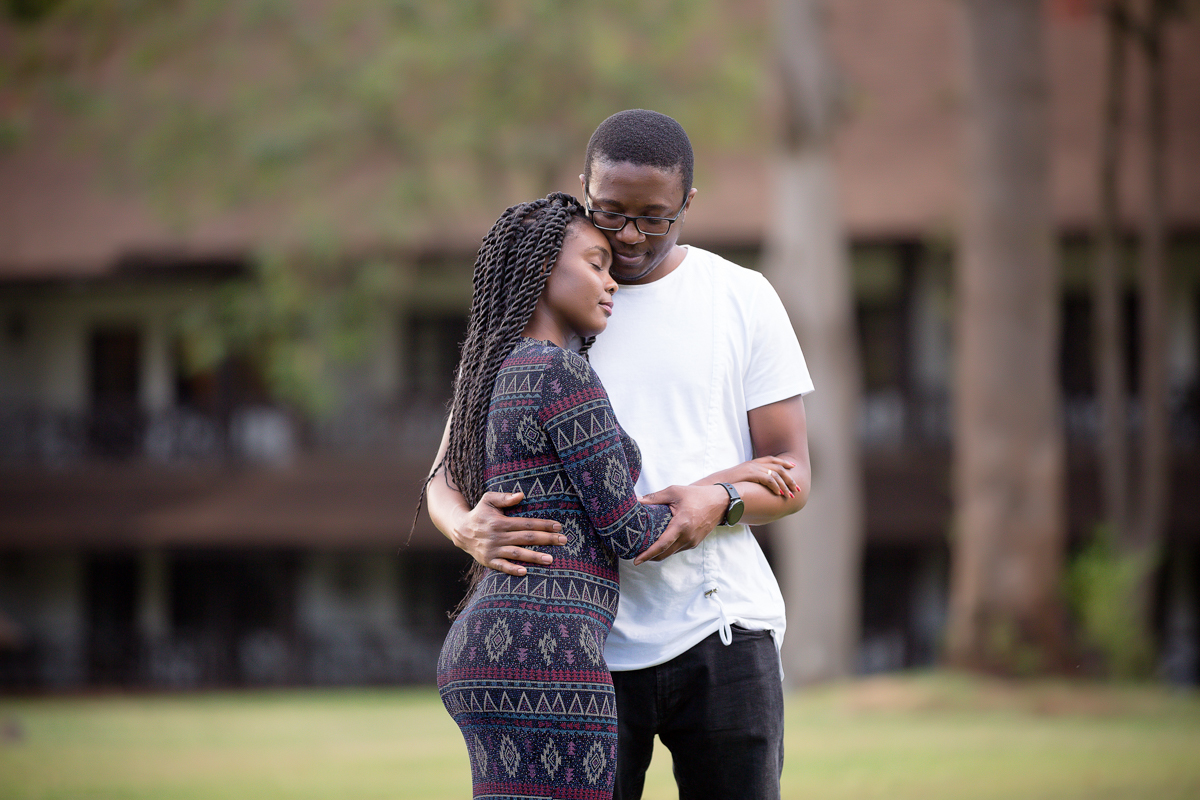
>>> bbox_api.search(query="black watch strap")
[716,482,744,526]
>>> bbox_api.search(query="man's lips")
[613,250,644,265]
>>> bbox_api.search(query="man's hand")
[450,491,567,577]
[630,396,811,566]
[426,416,566,576]
[632,483,727,565]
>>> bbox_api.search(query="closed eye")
[584,244,611,269]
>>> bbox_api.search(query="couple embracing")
[421,109,813,800]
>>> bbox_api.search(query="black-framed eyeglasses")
[584,193,689,237]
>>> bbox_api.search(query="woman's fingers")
[753,457,798,497]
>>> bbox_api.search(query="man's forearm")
[694,454,809,527]
[741,396,811,525]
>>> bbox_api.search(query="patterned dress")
[437,338,671,800]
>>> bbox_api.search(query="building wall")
[0,282,216,414]
[1,236,1198,688]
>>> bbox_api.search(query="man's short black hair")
[583,109,694,199]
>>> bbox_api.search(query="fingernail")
[558,536,567,544]
[788,491,794,499]
[553,523,562,531]
[542,555,552,563]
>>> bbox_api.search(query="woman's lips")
[599,300,613,316]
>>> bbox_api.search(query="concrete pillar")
[42,311,86,414]
[141,316,173,413]
[911,251,952,397]
[137,549,170,640]
[31,553,86,687]
[1161,548,1197,686]
[911,548,949,666]
[361,552,402,632]
[296,551,403,636]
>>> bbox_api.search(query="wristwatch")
[715,482,744,526]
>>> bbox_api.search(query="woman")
[425,193,791,799]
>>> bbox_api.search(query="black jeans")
[611,626,785,800]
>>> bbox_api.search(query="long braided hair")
[415,192,595,599]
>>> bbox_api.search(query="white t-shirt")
[588,245,814,671]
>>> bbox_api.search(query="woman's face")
[539,221,617,341]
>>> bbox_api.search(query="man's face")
[579,159,695,285]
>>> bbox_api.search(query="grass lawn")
[1,673,1198,799]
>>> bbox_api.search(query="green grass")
[1,674,1198,799]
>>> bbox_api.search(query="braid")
[412,193,590,592]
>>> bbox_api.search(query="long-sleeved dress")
[437,338,671,800]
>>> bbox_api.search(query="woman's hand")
[700,456,799,499]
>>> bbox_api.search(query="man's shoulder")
[681,246,776,311]
[684,246,771,290]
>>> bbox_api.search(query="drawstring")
[705,586,733,646]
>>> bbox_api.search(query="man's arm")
[425,416,566,576]
[634,394,810,565]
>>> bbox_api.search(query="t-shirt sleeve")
[538,350,671,560]
[743,273,815,410]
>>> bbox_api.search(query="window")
[404,311,467,401]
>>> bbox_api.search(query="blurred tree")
[947,0,1068,673]
[1129,0,1173,577]
[1093,0,1131,548]
[1118,0,1183,673]
[1,0,64,24]
[4,0,767,235]
[762,0,863,685]
[1078,0,1186,679]
[0,0,768,411]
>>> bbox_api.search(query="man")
[426,109,812,799]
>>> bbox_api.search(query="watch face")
[726,500,744,526]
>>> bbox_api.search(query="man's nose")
[616,219,645,244]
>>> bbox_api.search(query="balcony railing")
[0,400,449,466]
[856,388,1199,451]
[2,387,1194,466]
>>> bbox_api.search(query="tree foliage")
[3,0,768,239]
[2,0,770,412]
[1066,527,1157,679]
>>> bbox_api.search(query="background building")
[1,0,1198,688]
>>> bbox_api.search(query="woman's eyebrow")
[587,245,612,264]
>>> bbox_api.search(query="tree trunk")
[1113,0,1173,669]
[947,0,1068,672]
[1094,0,1131,544]
[1132,0,1169,558]
[763,0,864,685]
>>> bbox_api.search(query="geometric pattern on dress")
[439,339,672,800]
